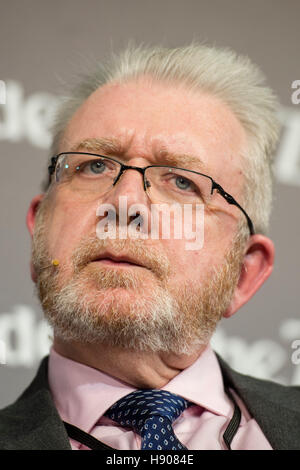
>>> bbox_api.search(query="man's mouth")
[91,252,146,269]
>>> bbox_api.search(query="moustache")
[41,236,171,281]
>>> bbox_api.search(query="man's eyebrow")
[69,138,207,172]
[70,137,124,155]
[156,151,206,172]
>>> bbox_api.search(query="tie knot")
[104,389,189,433]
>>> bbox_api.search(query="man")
[1,43,299,450]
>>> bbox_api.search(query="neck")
[53,338,205,388]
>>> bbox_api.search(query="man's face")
[31,78,247,354]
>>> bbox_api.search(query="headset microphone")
[42,259,60,269]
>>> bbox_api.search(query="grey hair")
[47,42,281,236]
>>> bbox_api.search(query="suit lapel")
[2,357,71,450]
[217,354,300,450]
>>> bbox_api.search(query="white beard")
[32,202,245,355]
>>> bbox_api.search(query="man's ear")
[223,234,275,318]
[26,194,44,237]
[26,194,44,282]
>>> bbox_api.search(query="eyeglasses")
[48,152,255,235]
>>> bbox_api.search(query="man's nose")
[101,168,151,231]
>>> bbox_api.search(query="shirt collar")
[48,344,232,434]
[162,345,232,417]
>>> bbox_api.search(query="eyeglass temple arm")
[213,183,255,236]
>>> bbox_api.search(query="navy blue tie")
[104,389,191,450]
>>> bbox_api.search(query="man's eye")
[77,160,107,175]
[167,174,197,193]
[174,176,193,191]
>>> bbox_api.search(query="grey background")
[0,0,300,409]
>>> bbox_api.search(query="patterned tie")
[104,389,191,450]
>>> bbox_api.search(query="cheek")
[44,194,95,263]
[161,238,204,284]
[160,228,230,286]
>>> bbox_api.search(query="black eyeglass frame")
[48,151,255,236]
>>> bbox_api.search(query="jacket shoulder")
[218,353,300,408]
[217,352,300,449]
[0,357,70,450]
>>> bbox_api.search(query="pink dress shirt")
[48,345,272,450]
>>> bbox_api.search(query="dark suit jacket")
[0,354,300,450]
